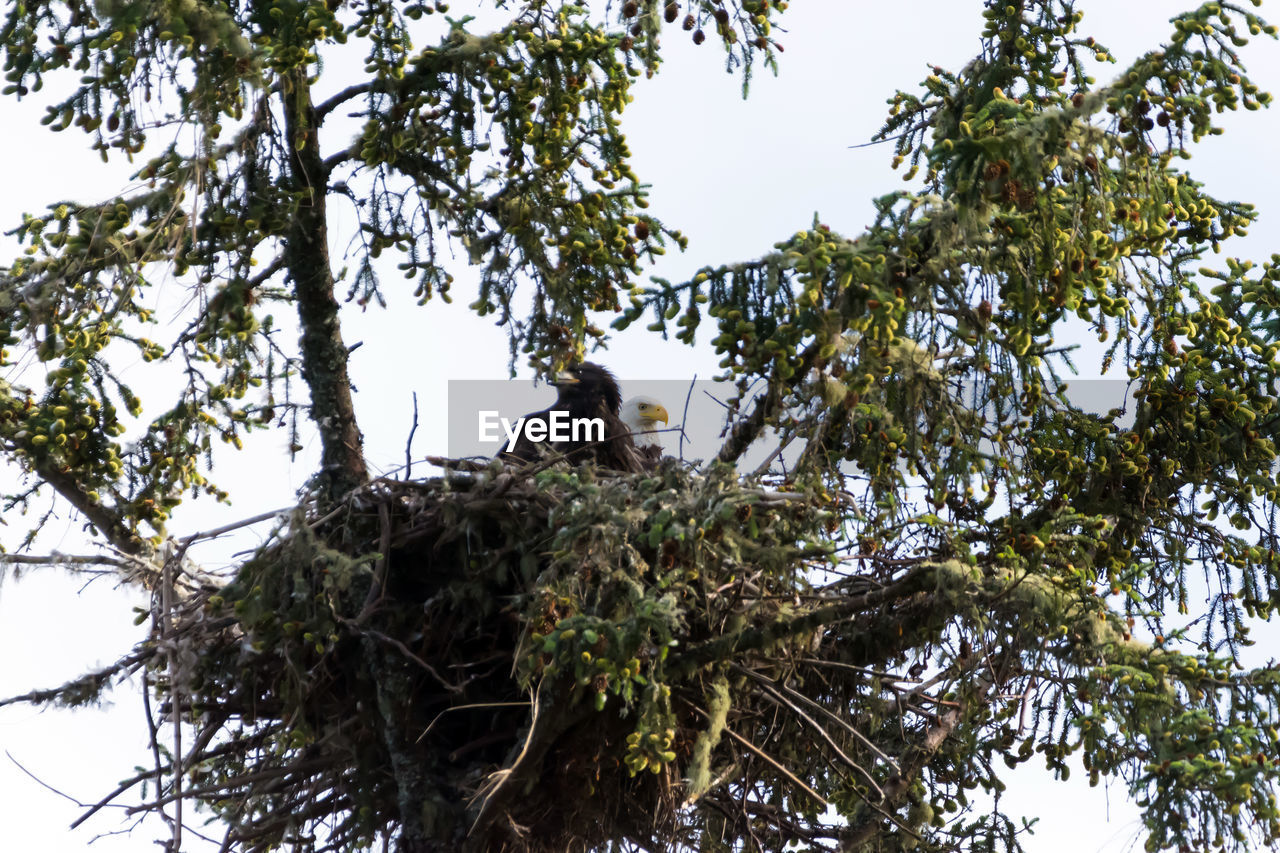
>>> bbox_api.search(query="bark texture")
[283,72,368,503]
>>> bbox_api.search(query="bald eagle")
[499,362,644,472]
[621,396,670,469]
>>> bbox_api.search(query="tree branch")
[0,646,153,710]
[281,70,369,503]
[716,340,822,467]
[837,673,996,851]
[33,463,147,555]
[672,564,931,677]
[0,552,135,569]
[316,82,376,120]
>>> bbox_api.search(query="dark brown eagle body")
[499,363,644,473]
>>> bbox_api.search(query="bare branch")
[684,701,830,810]
[838,675,996,851]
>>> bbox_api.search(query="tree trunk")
[282,71,368,504]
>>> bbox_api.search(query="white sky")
[4,1,1280,850]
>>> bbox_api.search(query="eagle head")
[621,396,670,448]
[552,362,623,415]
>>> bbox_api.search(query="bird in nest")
[498,362,646,473]
[621,396,671,469]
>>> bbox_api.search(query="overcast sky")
[4,2,1280,851]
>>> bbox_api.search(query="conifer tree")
[5,2,1280,852]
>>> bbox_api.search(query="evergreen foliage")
[5,1,1280,852]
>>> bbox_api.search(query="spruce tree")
[4,2,1280,852]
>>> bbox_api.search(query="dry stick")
[404,392,420,481]
[749,432,796,478]
[468,687,542,838]
[683,701,829,809]
[895,663,965,706]
[219,816,237,853]
[182,507,291,546]
[739,664,902,774]
[422,455,489,472]
[418,701,532,743]
[140,675,173,840]
[300,465,428,536]
[125,758,333,816]
[718,794,830,847]
[887,678,909,746]
[305,498,350,533]
[683,762,742,809]
[0,552,137,569]
[362,627,462,695]
[678,374,696,462]
[161,550,183,852]
[838,675,996,853]
[33,749,227,852]
[71,711,230,831]
[1017,680,1036,734]
[58,726,230,849]
[163,815,225,850]
[736,667,886,801]
[357,502,394,621]
[798,658,921,684]
[6,750,93,807]
[909,693,960,709]
[225,790,350,851]
[70,766,163,829]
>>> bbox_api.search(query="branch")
[69,710,230,831]
[737,664,901,773]
[6,751,93,807]
[70,765,162,830]
[0,552,136,569]
[0,646,153,710]
[362,627,463,695]
[316,82,376,119]
[33,463,147,555]
[322,147,356,174]
[180,506,289,545]
[739,666,886,801]
[716,340,822,466]
[404,392,419,481]
[122,757,333,815]
[837,674,996,851]
[684,701,829,809]
[281,70,369,503]
[672,564,931,677]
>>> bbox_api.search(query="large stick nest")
[81,459,976,852]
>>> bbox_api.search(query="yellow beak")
[552,370,579,385]
[651,404,670,425]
